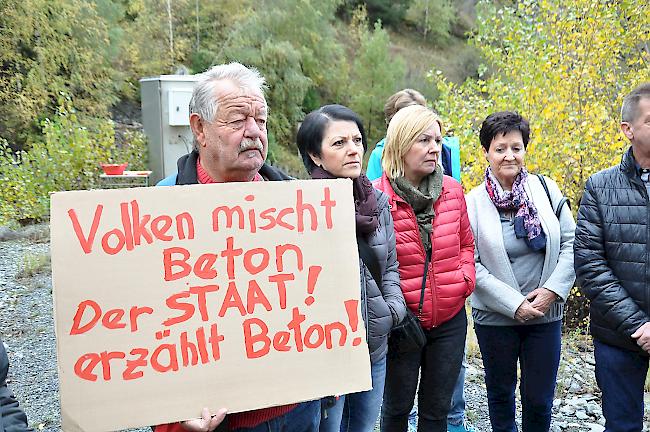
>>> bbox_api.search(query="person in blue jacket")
[366,90,460,183]
[1,337,33,432]
[367,89,473,432]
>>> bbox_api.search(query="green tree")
[0,100,146,225]
[348,17,406,145]
[0,0,122,148]
[432,0,650,209]
[341,0,411,28]
[182,0,255,73]
[215,0,348,151]
[405,0,457,44]
[118,0,197,86]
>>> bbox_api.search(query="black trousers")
[381,309,467,432]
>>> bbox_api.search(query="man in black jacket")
[155,62,320,432]
[574,82,650,432]
[1,337,32,432]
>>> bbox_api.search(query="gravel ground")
[1,231,648,431]
[1,238,58,430]
[0,236,149,432]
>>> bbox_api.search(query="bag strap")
[357,236,382,288]
[418,247,432,316]
[536,174,569,219]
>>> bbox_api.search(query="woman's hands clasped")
[514,288,558,323]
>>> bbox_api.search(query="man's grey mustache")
[239,138,263,153]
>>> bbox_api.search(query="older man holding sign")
[50,63,371,432]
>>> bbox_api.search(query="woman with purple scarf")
[297,104,407,432]
[465,111,576,432]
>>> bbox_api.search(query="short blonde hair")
[382,105,443,180]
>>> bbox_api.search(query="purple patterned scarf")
[311,166,379,236]
[484,167,546,251]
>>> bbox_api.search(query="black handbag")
[388,247,431,353]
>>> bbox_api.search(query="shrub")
[0,101,147,225]
[15,252,51,280]
[564,285,590,333]
[432,0,649,213]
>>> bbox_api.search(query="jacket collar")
[621,146,636,176]
[374,173,407,208]
[620,146,646,189]
[176,150,199,185]
[375,173,451,209]
[174,150,292,185]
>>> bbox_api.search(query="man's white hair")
[189,63,267,150]
[189,62,267,123]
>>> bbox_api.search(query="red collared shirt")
[197,158,263,184]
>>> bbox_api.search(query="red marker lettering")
[70,300,102,335]
[67,205,103,254]
[162,247,192,281]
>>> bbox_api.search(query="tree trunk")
[195,0,200,51]
[424,0,429,39]
[166,0,174,68]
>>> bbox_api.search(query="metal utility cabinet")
[140,75,200,184]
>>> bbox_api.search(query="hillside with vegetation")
[0,0,648,231]
[0,0,487,223]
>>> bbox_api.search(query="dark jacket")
[154,151,295,432]
[1,339,32,432]
[362,190,407,363]
[575,147,650,353]
[157,150,292,186]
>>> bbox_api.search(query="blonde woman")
[374,105,475,432]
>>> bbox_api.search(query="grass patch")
[387,30,482,98]
[15,252,51,280]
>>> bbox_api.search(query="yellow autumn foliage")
[432,0,650,210]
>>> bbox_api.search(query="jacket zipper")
[633,175,650,317]
[627,172,649,316]
[361,266,369,342]
[406,205,437,328]
[429,233,437,328]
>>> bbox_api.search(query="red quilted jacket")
[374,174,476,329]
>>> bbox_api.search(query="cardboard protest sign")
[51,179,371,432]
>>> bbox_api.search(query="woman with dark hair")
[465,111,575,431]
[375,104,475,432]
[297,104,407,432]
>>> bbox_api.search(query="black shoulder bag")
[388,247,430,354]
[536,174,570,218]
